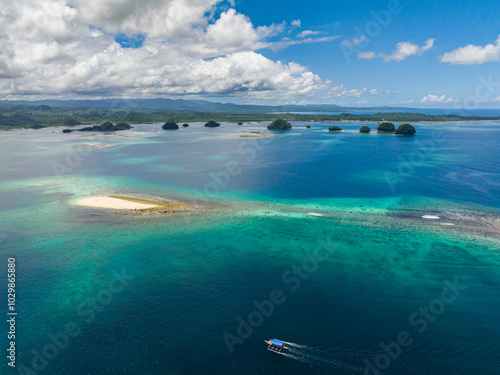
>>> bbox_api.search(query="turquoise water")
[0,121,499,374]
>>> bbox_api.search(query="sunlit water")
[0,121,499,374]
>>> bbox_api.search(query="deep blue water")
[0,121,499,375]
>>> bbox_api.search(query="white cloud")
[72,0,221,38]
[439,35,500,65]
[342,35,366,47]
[357,51,376,60]
[494,96,500,102]
[298,30,320,38]
[420,94,457,104]
[328,85,378,98]
[266,35,340,51]
[206,9,259,50]
[0,0,348,99]
[379,38,435,62]
[291,19,301,28]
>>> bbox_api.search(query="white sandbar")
[75,197,158,210]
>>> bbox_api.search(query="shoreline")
[2,117,499,132]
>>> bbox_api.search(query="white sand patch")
[440,223,455,226]
[80,143,117,150]
[422,215,441,219]
[308,213,325,217]
[75,197,158,210]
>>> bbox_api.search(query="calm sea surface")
[0,121,499,374]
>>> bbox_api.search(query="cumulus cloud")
[72,0,220,38]
[355,39,435,62]
[205,9,260,50]
[0,0,348,99]
[379,38,435,62]
[439,35,500,65]
[420,94,457,104]
[291,19,301,28]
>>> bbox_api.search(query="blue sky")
[2,0,500,107]
[236,0,500,107]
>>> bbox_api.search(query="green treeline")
[0,105,498,130]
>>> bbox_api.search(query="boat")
[265,339,289,353]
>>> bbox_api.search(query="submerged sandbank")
[239,134,275,138]
[75,196,191,211]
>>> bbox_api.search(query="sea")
[0,120,499,374]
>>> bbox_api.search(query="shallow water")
[0,121,499,374]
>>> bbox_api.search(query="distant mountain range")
[0,98,417,114]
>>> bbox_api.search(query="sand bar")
[76,196,191,212]
[422,215,440,219]
[76,196,159,210]
[239,134,275,138]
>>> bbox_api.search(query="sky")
[1,0,500,107]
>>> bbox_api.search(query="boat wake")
[277,341,363,373]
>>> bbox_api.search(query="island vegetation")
[205,120,220,127]
[359,126,371,133]
[329,126,342,132]
[395,123,416,135]
[63,116,81,126]
[115,122,132,130]
[377,122,395,132]
[182,123,189,127]
[268,119,291,130]
[0,104,498,130]
[79,121,131,132]
[162,121,179,130]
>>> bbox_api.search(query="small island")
[328,126,342,132]
[75,195,191,212]
[268,119,291,130]
[163,121,179,130]
[205,120,221,127]
[182,123,189,127]
[377,122,395,132]
[395,123,416,135]
[79,121,131,132]
[359,126,371,133]
[115,122,131,130]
